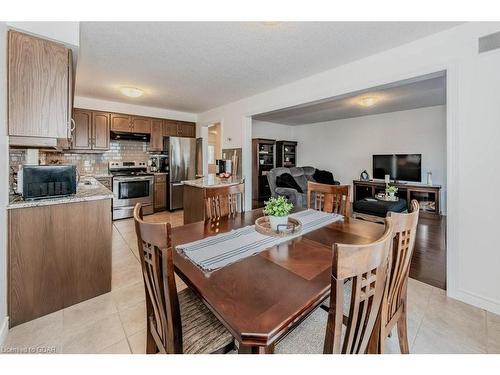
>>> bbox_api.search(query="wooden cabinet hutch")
[252,138,276,205]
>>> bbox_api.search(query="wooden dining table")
[172,208,385,353]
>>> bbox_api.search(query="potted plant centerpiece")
[386,185,398,199]
[263,196,293,232]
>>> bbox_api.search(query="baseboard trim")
[448,288,500,316]
[0,316,9,346]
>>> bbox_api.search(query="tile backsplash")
[9,140,151,193]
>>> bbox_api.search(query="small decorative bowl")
[255,216,302,237]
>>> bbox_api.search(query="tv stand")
[353,180,441,215]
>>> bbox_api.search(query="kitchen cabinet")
[164,120,179,136]
[110,113,132,132]
[163,120,196,138]
[110,113,152,134]
[8,30,73,146]
[92,111,111,150]
[8,199,112,326]
[150,119,164,152]
[154,174,167,211]
[178,121,196,137]
[71,109,110,151]
[131,116,152,134]
[72,109,92,150]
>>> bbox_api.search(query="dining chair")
[323,217,393,354]
[204,182,244,220]
[377,199,420,354]
[133,203,234,354]
[307,181,350,217]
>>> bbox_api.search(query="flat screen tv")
[373,154,421,182]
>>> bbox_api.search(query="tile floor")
[2,210,500,354]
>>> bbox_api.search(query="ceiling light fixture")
[120,87,144,98]
[359,96,379,107]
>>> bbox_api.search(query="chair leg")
[367,315,382,354]
[146,328,157,354]
[397,306,410,354]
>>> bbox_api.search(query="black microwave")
[18,165,77,200]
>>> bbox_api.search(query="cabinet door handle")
[70,118,76,132]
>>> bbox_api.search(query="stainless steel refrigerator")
[164,137,197,210]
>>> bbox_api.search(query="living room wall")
[199,23,500,314]
[252,120,294,140]
[294,105,447,213]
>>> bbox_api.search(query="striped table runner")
[176,209,343,273]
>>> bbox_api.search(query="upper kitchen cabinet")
[110,113,132,132]
[150,119,164,152]
[178,121,196,138]
[92,111,111,150]
[72,109,110,152]
[164,120,179,137]
[130,116,152,134]
[8,31,73,146]
[110,114,152,134]
[72,109,92,150]
[163,120,196,138]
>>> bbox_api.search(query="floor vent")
[478,31,500,53]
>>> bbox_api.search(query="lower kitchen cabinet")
[8,199,112,327]
[154,173,167,211]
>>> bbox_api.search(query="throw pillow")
[276,173,303,193]
[313,169,335,185]
[294,174,308,193]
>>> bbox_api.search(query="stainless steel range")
[109,161,154,220]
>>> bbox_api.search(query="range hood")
[110,131,150,142]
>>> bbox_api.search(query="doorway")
[207,123,222,174]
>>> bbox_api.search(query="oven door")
[113,176,154,208]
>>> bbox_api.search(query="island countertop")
[8,177,114,210]
[183,174,244,188]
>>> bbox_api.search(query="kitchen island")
[8,178,114,326]
[182,175,244,224]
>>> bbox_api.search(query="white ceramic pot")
[389,192,395,198]
[269,215,289,232]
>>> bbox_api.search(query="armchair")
[267,166,316,208]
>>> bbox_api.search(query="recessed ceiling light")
[358,96,379,107]
[120,87,144,98]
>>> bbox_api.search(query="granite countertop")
[183,174,244,188]
[82,173,113,179]
[8,177,114,210]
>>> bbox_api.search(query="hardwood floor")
[409,213,446,290]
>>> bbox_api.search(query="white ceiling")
[75,22,460,113]
[253,72,447,125]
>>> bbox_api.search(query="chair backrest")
[204,182,245,220]
[133,203,182,354]
[307,181,350,216]
[267,167,291,197]
[383,200,420,327]
[324,217,393,354]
